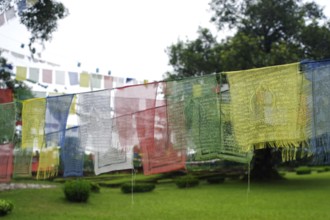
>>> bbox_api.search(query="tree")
[0,56,34,146]
[20,0,68,54]
[1,0,68,54]
[165,27,223,80]
[0,0,68,146]
[165,0,330,181]
[209,0,330,64]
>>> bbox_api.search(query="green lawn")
[1,172,330,220]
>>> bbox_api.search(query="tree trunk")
[249,147,283,181]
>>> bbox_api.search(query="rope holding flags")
[7,59,330,181]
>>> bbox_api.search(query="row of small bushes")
[294,166,330,175]
[296,167,312,175]
[175,175,199,188]
[64,173,228,202]
[121,183,155,193]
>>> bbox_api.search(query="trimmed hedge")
[296,167,312,175]
[0,199,14,216]
[121,183,155,193]
[206,176,225,184]
[64,179,91,202]
[90,182,101,193]
[175,175,199,188]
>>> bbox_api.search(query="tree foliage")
[166,0,330,80]
[165,0,330,180]
[210,0,326,53]
[0,57,34,117]
[0,0,68,54]
[165,28,222,79]
[20,0,68,54]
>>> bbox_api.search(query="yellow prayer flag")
[36,146,59,180]
[21,98,46,149]
[225,63,307,152]
[69,95,76,114]
[16,66,27,81]
[80,72,90,88]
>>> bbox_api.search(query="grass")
[1,172,330,219]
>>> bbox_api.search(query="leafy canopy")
[166,0,330,79]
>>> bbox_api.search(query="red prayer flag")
[0,89,13,103]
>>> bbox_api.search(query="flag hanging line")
[5,59,330,181]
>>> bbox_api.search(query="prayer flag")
[36,146,59,180]
[21,98,46,149]
[5,7,16,21]
[16,66,27,81]
[225,63,307,152]
[104,75,113,89]
[301,61,330,164]
[55,70,65,85]
[0,102,16,143]
[91,74,102,89]
[42,69,53,84]
[0,143,14,183]
[29,67,39,82]
[13,148,33,178]
[79,72,90,88]
[69,72,78,85]
[0,13,5,26]
[62,126,84,177]
[0,89,13,103]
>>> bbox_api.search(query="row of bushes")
[295,166,330,175]
[64,174,226,202]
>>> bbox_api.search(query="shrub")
[64,179,91,202]
[296,166,312,175]
[206,176,225,184]
[90,182,101,193]
[175,175,199,188]
[316,167,326,173]
[121,182,155,193]
[0,199,14,216]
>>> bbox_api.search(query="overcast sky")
[1,0,330,81]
